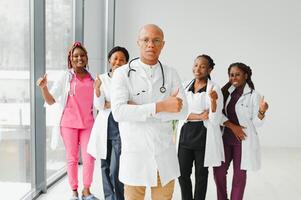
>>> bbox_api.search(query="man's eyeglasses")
[139,38,163,47]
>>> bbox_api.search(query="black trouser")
[178,145,208,200]
[101,139,124,200]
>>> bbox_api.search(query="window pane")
[45,0,73,180]
[0,0,31,199]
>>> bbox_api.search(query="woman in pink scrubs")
[37,42,99,200]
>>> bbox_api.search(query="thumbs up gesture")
[208,85,218,101]
[36,73,48,89]
[156,88,183,113]
[167,88,183,112]
[259,96,269,113]
[171,88,179,97]
[94,74,102,97]
[94,74,102,89]
[208,85,218,112]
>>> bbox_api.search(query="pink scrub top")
[60,73,94,129]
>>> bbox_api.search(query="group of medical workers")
[37,24,269,200]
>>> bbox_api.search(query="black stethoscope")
[127,57,166,93]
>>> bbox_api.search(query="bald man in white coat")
[111,24,188,200]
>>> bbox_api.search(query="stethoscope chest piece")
[160,86,166,93]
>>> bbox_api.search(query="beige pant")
[124,173,175,200]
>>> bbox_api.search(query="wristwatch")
[258,110,265,115]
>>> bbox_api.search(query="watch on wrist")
[258,110,265,115]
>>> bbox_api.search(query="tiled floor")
[37,147,301,200]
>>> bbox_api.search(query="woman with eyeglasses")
[177,54,224,200]
[87,46,129,200]
[213,62,269,200]
[37,42,99,200]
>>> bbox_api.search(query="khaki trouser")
[124,173,175,200]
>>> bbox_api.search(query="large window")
[0,0,74,198]
[0,0,31,199]
[0,0,97,198]
[45,0,73,180]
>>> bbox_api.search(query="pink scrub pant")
[61,126,95,190]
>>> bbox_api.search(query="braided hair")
[221,62,255,105]
[67,41,88,69]
[196,54,215,80]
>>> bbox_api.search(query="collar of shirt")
[138,59,159,79]
[187,79,207,93]
[228,84,252,96]
[231,86,244,97]
[69,68,93,81]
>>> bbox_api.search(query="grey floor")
[37,147,301,200]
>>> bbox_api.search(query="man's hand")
[156,88,183,113]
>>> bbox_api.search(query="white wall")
[114,0,301,147]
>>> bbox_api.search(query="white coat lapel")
[223,85,233,116]
[236,84,252,105]
[205,79,213,107]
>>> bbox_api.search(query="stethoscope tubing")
[127,57,166,93]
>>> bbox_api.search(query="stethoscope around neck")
[68,68,93,96]
[127,57,166,93]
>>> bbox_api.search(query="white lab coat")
[47,70,72,150]
[111,59,188,187]
[222,84,265,171]
[177,79,225,167]
[87,73,111,160]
